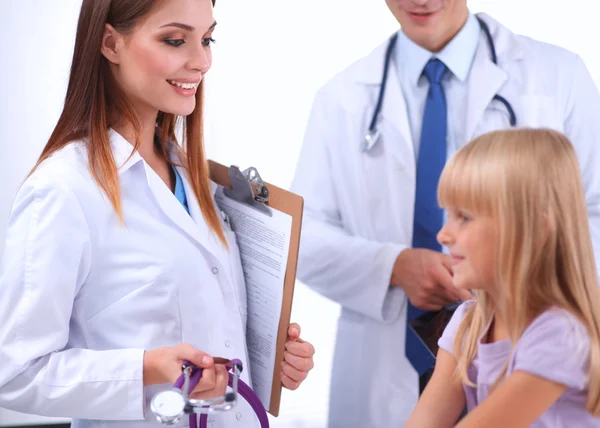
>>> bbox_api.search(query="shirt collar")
[397,12,481,85]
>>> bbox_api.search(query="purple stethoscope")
[150,358,270,427]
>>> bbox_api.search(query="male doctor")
[290,0,600,427]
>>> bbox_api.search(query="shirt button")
[225,340,231,348]
[212,267,219,274]
[236,412,242,421]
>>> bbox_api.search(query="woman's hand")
[281,323,315,390]
[143,343,229,399]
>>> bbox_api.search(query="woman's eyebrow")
[159,20,217,32]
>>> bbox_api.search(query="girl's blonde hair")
[438,128,600,415]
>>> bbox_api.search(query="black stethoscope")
[363,15,517,152]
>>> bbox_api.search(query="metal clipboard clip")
[223,165,272,217]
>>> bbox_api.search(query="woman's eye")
[164,39,185,47]
[202,37,216,47]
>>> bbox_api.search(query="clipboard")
[208,160,304,417]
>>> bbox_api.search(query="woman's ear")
[100,24,122,65]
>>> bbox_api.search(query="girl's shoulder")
[514,307,590,391]
[521,307,589,349]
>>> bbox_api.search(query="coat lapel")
[464,13,527,140]
[109,130,223,259]
[353,36,415,161]
[463,51,508,141]
[379,57,414,161]
[166,145,224,259]
[143,160,220,256]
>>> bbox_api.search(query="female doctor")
[0,0,315,426]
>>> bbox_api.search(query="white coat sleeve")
[563,55,600,276]
[0,169,145,420]
[291,88,406,323]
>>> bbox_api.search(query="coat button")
[212,267,218,274]
[225,340,231,348]
[236,412,243,421]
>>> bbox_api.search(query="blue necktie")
[406,58,448,378]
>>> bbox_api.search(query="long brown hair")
[32,0,226,245]
[438,129,600,415]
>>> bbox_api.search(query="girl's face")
[437,207,498,293]
[102,0,215,120]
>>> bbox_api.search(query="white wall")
[1,0,599,426]
[0,1,81,425]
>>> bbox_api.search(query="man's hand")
[391,248,472,311]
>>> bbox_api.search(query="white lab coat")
[290,13,600,428]
[0,129,260,427]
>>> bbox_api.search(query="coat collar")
[351,12,526,86]
[349,13,527,143]
[109,129,227,260]
[108,128,143,175]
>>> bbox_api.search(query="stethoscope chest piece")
[363,128,381,152]
[150,358,270,428]
[151,389,187,425]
